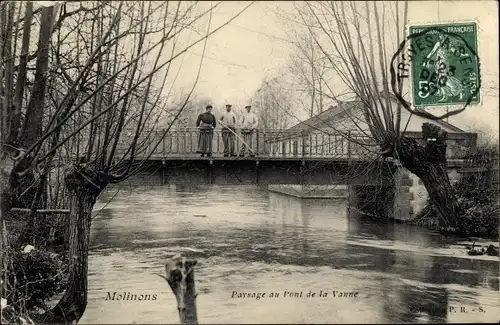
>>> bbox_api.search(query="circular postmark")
[390,23,481,120]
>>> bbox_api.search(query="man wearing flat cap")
[239,104,258,157]
[219,104,237,157]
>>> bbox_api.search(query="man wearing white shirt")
[220,104,237,157]
[239,105,258,157]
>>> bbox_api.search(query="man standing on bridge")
[239,105,258,157]
[220,104,237,157]
[196,105,216,157]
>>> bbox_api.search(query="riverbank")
[405,203,499,239]
[410,149,498,239]
[385,186,499,240]
[355,196,499,240]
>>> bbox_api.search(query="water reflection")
[82,185,499,324]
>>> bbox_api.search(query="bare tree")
[1,1,254,323]
[287,1,472,229]
[172,94,215,128]
[288,21,330,118]
[250,76,294,130]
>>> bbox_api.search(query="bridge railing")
[116,128,476,160]
[116,128,377,159]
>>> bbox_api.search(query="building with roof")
[287,95,464,135]
[269,93,475,160]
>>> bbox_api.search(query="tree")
[287,1,471,230]
[250,75,294,130]
[172,94,215,128]
[288,20,330,118]
[1,1,254,323]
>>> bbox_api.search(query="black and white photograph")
[0,1,498,324]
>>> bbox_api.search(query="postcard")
[1,1,498,324]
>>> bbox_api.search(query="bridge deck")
[136,154,361,161]
[125,153,465,167]
[130,157,465,186]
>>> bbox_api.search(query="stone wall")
[391,167,414,221]
[392,166,463,221]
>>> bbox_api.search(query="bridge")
[117,128,477,186]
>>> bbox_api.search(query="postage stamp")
[407,22,481,108]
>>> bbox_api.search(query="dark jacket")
[196,112,216,129]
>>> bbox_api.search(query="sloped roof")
[287,100,361,133]
[287,96,465,134]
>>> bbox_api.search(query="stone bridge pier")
[390,165,463,221]
[349,163,464,222]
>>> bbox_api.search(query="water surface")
[80,185,499,324]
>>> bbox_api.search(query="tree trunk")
[0,166,14,218]
[39,164,108,324]
[160,255,198,324]
[3,5,55,244]
[19,5,54,148]
[395,123,463,230]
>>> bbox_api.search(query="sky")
[162,1,499,135]
[169,2,293,110]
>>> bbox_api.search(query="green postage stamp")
[408,22,480,108]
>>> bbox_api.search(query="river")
[79,185,499,324]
